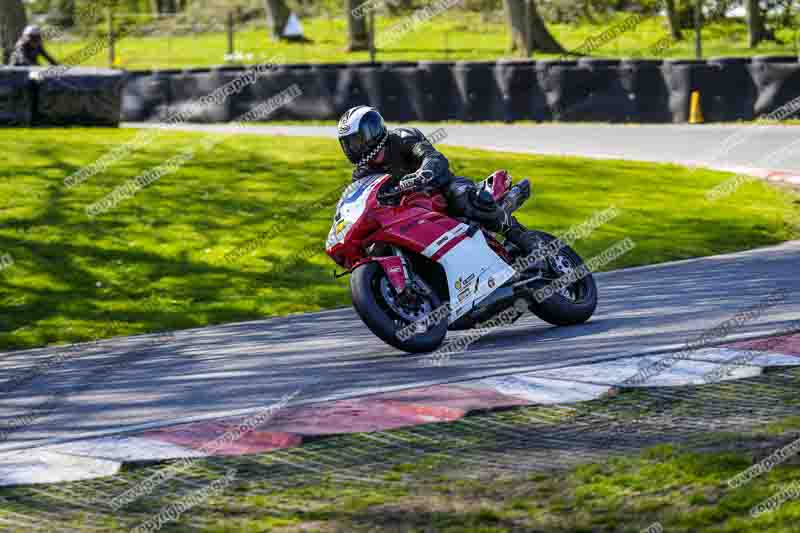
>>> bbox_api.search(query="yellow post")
[689,90,704,124]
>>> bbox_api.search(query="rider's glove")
[396,170,436,192]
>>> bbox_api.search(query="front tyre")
[350,262,448,353]
[524,230,598,326]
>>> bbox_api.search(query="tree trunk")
[664,0,683,40]
[263,0,291,40]
[0,0,27,64]
[502,0,526,53]
[527,0,565,54]
[54,0,76,27]
[581,0,597,25]
[746,0,764,47]
[345,0,369,51]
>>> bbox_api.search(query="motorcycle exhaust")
[450,285,522,330]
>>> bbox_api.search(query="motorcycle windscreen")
[426,227,517,323]
[326,174,387,250]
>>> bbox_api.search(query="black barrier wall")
[0,68,33,126]
[121,57,794,124]
[4,58,799,126]
[0,66,124,127]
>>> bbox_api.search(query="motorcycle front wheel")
[523,230,598,326]
[350,262,448,353]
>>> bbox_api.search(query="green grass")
[46,12,800,70]
[0,127,798,351]
[9,405,800,532]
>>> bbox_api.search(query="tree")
[745,0,765,47]
[345,0,369,51]
[52,0,76,28]
[527,0,565,53]
[263,0,291,40]
[503,0,565,55]
[664,0,683,40]
[0,0,27,64]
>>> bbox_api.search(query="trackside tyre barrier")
[0,68,33,126]
[662,59,716,123]
[34,67,124,126]
[708,57,756,121]
[618,59,670,123]
[536,60,582,121]
[538,59,632,121]
[452,61,504,121]
[494,60,549,122]
[575,58,635,122]
[418,61,461,121]
[220,67,259,122]
[331,63,383,115]
[121,70,171,122]
[263,65,336,120]
[749,56,800,119]
[114,58,800,123]
[379,63,425,121]
[167,69,231,123]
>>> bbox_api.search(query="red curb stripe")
[141,425,303,456]
[135,385,531,456]
[728,333,800,356]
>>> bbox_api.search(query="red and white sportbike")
[325,170,597,353]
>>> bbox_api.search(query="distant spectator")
[9,25,58,66]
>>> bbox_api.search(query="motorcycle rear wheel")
[350,262,448,353]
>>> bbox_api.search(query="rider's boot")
[502,215,539,257]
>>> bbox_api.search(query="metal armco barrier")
[0,68,33,126]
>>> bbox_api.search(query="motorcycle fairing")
[353,255,407,293]
[326,174,387,251]
[433,230,517,322]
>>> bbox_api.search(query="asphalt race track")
[1,124,799,452]
[129,123,800,172]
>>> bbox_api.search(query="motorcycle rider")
[9,26,59,66]
[337,106,538,254]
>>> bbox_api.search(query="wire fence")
[36,8,800,71]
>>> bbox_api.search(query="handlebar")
[378,170,436,202]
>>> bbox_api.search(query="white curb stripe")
[469,375,610,404]
[0,449,119,486]
[530,353,764,388]
[683,348,800,368]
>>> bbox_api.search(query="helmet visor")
[339,132,368,164]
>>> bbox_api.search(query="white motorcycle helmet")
[337,106,388,166]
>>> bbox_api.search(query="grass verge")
[47,13,800,70]
[3,368,800,532]
[1,127,798,350]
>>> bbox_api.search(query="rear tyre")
[523,230,598,326]
[350,262,448,353]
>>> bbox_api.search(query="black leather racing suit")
[351,127,511,234]
[9,39,58,66]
